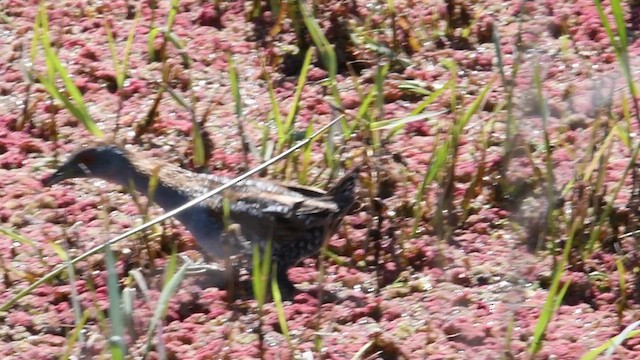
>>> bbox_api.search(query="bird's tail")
[326,165,360,213]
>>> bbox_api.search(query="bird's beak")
[41,163,88,187]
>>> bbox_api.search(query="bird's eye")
[78,154,94,165]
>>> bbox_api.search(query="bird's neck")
[118,168,192,212]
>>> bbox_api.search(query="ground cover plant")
[1,0,640,358]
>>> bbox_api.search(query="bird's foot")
[272,268,364,305]
[178,254,244,292]
[179,254,226,275]
[284,280,368,306]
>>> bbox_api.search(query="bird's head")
[42,144,132,187]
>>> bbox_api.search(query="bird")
[42,143,359,294]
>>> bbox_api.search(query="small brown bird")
[42,143,358,294]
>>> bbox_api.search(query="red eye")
[79,154,95,165]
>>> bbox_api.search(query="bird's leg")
[181,223,248,287]
[221,224,248,299]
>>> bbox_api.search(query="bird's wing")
[230,192,339,229]
[281,183,327,198]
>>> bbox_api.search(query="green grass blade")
[61,309,91,360]
[121,287,137,341]
[252,237,273,307]
[271,264,290,343]
[280,48,313,148]
[49,241,85,346]
[412,134,447,234]
[120,8,141,86]
[527,270,569,356]
[35,5,103,137]
[156,81,205,166]
[143,259,189,357]
[369,62,390,150]
[529,211,582,355]
[264,62,284,138]
[162,245,179,287]
[166,0,179,31]
[0,227,39,250]
[228,53,243,118]
[370,111,446,131]
[297,0,340,104]
[106,6,141,89]
[453,78,494,139]
[165,31,191,68]
[147,27,161,61]
[412,79,493,234]
[251,243,265,305]
[410,79,454,115]
[580,324,640,360]
[594,0,639,122]
[105,21,121,85]
[105,243,126,359]
[260,238,272,293]
[299,123,314,184]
